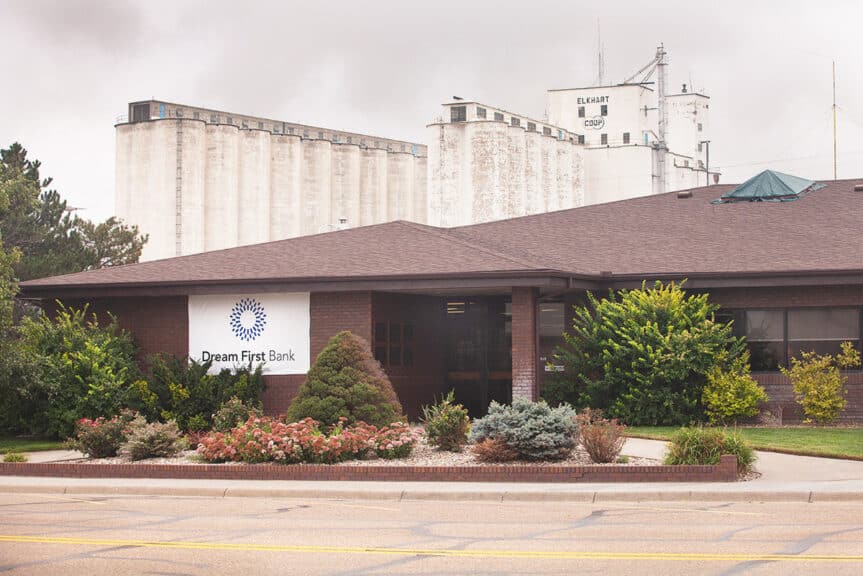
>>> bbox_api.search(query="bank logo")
[229,298,267,341]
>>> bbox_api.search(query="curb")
[3,482,863,503]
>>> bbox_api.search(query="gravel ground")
[66,429,659,468]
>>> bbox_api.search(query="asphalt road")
[0,493,861,575]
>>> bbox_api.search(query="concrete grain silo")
[116,100,427,261]
[238,129,271,246]
[359,148,388,226]
[301,138,332,236]
[331,143,361,229]
[204,123,240,252]
[387,151,415,221]
[269,134,303,240]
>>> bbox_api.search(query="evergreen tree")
[287,331,404,427]
[0,142,147,280]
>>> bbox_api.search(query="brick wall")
[708,285,863,423]
[52,297,189,364]
[0,454,738,483]
[261,292,374,415]
[52,292,376,417]
[512,287,538,400]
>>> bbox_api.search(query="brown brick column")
[511,287,539,401]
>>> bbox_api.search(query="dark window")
[511,117,520,127]
[724,308,862,371]
[698,122,703,132]
[788,309,860,358]
[193,111,200,120]
[600,133,608,145]
[476,107,487,119]
[494,112,505,122]
[318,131,324,139]
[577,135,585,144]
[130,103,149,123]
[623,132,630,144]
[257,121,264,129]
[210,114,218,123]
[578,106,585,118]
[227,116,233,125]
[698,142,703,152]
[744,310,785,371]
[374,321,414,368]
[241,120,248,129]
[539,302,566,372]
[527,122,536,132]
[543,126,552,136]
[600,104,608,116]
[451,106,467,122]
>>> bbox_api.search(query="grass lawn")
[0,437,63,454]
[626,426,863,460]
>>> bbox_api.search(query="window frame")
[724,306,863,373]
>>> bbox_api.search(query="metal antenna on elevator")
[624,45,668,194]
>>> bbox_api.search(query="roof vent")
[677,190,693,199]
[855,184,863,192]
[712,170,824,204]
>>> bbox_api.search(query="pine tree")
[287,331,404,427]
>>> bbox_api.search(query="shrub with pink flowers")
[196,417,417,464]
[66,410,137,458]
[367,422,418,459]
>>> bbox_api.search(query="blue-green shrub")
[468,398,577,461]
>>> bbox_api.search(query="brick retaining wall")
[0,455,738,483]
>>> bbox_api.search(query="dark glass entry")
[444,297,512,417]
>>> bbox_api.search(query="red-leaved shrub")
[471,438,519,463]
[576,408,626,463]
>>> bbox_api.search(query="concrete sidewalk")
[3,438,862,503]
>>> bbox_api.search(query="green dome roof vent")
[712,170,825,204]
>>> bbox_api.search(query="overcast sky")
[2,0,862,221]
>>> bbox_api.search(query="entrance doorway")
[444,297,512,417]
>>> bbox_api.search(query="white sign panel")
[188,293,310,375]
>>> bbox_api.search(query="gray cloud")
[0,0,861,221]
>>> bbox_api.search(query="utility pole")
[832,60,837,180]
[700,140,711,186]
[656,44,668,195]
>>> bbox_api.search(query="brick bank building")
[19,173,863,422]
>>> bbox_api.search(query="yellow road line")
[0,535,861,562]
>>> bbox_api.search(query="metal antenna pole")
[833,60,837,180]
[656,44,667,194]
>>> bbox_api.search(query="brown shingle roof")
[21,220,555,290]
[20,178,863,293]
[450,179,863,277]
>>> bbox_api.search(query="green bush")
[421,390,470,452]
[543,281,745,426]
[66,410,137,458]
[212,396,263,432]
[7,304,140,438]
[576,408,626,463]
[3,450,28,463]
[134,355,265,432]
[287,331,404,427]
[703,352,768,425]
[120,416,186,461]
[780,341,860,424]
[664,426,755,474]
[468,398,578,461]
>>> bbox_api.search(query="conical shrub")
[286,331,404,427]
